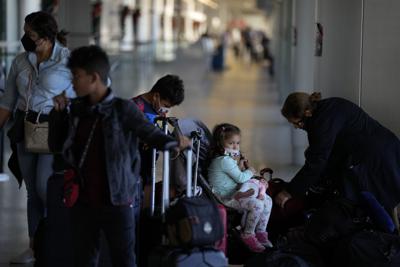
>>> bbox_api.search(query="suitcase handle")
[152,118,200,216]
[191,130,202,195]
[151,117,174,216]
[260,167,273,180]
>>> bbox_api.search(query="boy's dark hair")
[25,11,67,46]
[150,74,184,106]
[211,123,241,157]
[67,45,110,84]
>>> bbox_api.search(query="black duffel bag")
[166,195,223,248]
[331,230,400,267]
[304,198,371,248]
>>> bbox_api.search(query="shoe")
[256,231,274,248]
[241,233,265,252]
[10,248,35,264]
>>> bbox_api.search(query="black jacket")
[49,89,177,205]
[287,97,400,211]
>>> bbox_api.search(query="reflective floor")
[0,43,300,266]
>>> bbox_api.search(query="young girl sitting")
[208,123,273,252]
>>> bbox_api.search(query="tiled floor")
[0,43,301,266]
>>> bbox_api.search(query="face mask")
[21,34,37,52]
[153,95,170,115]
[225,148,240,157]
[158,107,170,115]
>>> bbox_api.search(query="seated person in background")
[132,74,184,123]
[131,75,185,204]
[208,123,273,253]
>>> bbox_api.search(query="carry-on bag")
[166,130,223,248]
[148,119,227,266]
[215,204,227,254]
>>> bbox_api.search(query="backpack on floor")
[244,251,312,267]
[331,230,400,267]
[304,198,371,247]
[245,227,325,267]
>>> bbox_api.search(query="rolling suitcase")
[148,119,228,267]
[215,204,227,255]
[34,168,73,267]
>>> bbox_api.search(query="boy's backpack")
[331,230,400,267]
[304,198,371,247]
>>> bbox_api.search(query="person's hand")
[275,190,292,208]
[233,189,255,200]
[259,178,269,190]
[232,154,241,163]
[257,194,265,200]
[243,159,250,169]
[53,91,69,111]
[239,158,248,170]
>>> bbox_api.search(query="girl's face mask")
[223,134,241,157]
[224,148,240,158]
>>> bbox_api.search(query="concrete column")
[163,0,174,42]
[120,0,135,51]
[58,0,91,49]
[291,0,317,165]
[20,0,41,18]
[6,0,19,45]
[313,0,362,103]
[137,0,151,43]
[100,0,123,50]
[151,0,163,43]
[361,0,400,135]
[183,0,195,42]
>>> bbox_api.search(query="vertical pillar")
[163,0,174,42]
[99,0,122,50]
[120,0,135,51]
[20,0,41,18]
[58,0,91,49]
[137,0,151,43]
[6,0,18,48]
[183,0,194,42]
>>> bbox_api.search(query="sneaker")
[241,233,265,252]
[256,232,274,248]
[10,248,35,264]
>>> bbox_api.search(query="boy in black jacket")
[50,45,189,267]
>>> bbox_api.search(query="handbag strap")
[25,72,33,115]
[78,117,100,169]
[24,70,53,123]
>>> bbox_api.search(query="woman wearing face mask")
[0,11,74,264]
[275,92,400,217]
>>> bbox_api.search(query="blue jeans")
[17,143,53,238]
[71,203,136,267]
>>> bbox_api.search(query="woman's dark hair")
[150,74,185,106]
[68,45,110,84]
[25,11,68,46]
[281,92,321,119]
[211,123,241,157]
